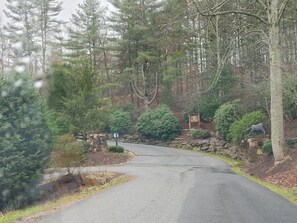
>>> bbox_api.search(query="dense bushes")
[262,138,295,154]
[198,95,223,121]
[183,95,223,122]
[229,111,266,143]
[191,128,211,139]
[136,105,181,141]
[214,100,241,141]
[109,109,132,135]
[108,145,124,153]
[262,140,272,154]
[0,74,52,211]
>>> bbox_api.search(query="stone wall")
[123,134,269,161]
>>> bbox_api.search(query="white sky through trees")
[0,0,84,25]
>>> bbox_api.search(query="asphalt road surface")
[35,143,297,223]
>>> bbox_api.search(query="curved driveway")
[36,143,297,223]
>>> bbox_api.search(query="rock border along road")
[35,143,297,223]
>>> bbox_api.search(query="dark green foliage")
[108,145,124,153]
[47,64,69,111]
[184,95,223,122]
[285,138,295,149]
[229,111,266,144]
[214,100,241,141]
[136,105,181,141]
[47,61,110,136]
[262,138,294,154]
[65,0,103,68]
[110,0,163,107]
[46,110,73,136]
[262,140,272,154]
[283,74,297,120]
[259,73,297,120]
[109,109,132,135]
[0,74,52,211]
[198,95,223,121]
[183,99,199,122]
[210,66,237,97]
[191,129,211,139]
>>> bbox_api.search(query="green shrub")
[109,109,132,135]
[214,100,241,141]
[262,138,295,154]
[262,140,272,154]
[51,134,86,174]
[283,73,297,119]
[46,110,73,136]
[183,100,199,122]
[191,129,211,139]
[229,111,266,144]
[108,145,124,153]
[136,105,181,141]
[0,74,53,211]
[198,95,223,121]
[286,138,295,148]
[183,95,223,122]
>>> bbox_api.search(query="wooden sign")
[190,115,200,122]
[188,114,201,129]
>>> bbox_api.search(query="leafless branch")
[190,0,268,25]
[277,0,289,24]
[148,74,159,105]
[255,0,267,9]
[131,78,144,100]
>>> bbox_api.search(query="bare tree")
[190,0,294,164]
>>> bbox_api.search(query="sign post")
[113,132,119,146]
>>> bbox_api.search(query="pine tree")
[110,0,163,109]
[47,60,109,137]
[4,0,37,74]
[0,73,52,211]
[33,0,62,77]
[65,0,105,70]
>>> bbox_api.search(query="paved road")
[36,143,297,223]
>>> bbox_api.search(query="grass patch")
[197,151,243,167]
[0,175,132,223]
[232,167,297,205]
[176,146,297,205]
[197,150,297,205]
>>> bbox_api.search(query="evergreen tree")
[65,0,105,70]
[110,0,163,109]
[4,0,37,74]
[0,73,52,210]
[47,60,110,136]
[158,0,189,103]
[33,0,63,77]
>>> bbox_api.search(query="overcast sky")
[0,0,86,25]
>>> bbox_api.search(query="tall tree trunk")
[268,0,285,163]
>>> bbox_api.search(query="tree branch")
[255,0,266,9]
[131,79,144,100]
[190,0,268,25]
[148,74,159,105]
[277,0,289,25]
